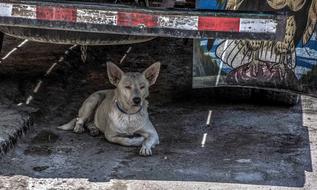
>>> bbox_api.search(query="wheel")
[0,26,156,45]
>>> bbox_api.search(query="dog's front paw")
[139,145,152,156]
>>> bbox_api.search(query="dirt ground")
[0,36,316,190]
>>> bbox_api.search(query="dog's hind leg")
[74,93,104,133]
[87,122,100,137]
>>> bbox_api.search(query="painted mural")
[193,0,317,96]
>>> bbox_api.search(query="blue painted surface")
[196,0,317,79]
[196,0,219,10]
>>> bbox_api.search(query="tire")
[0,26,156,45]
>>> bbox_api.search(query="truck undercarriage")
[0,0,286,46]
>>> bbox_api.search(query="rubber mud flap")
[0,27,156,45]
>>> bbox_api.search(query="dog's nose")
[133,97,141,105]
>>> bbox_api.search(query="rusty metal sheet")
[0,0,287,41]
[158,15,198,30]
[12,4,36,19]
[0,3,12,17]
[239,18,277,33]
[77,9,117,25]
[36,6,77,22]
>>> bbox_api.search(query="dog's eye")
[125,86,132,89]
[140,86,145,89]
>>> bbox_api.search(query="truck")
[1,0,316,105]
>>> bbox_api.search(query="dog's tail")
[57,118,76,131]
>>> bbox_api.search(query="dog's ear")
[107,61,124,86]
[143,61,161,86]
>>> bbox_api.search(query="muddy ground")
[0,36,316,189]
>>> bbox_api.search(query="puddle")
[24,145,52,156]
[31,130,59,144]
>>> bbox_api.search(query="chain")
[80,45,88,63]
[22,44,78,105]
[0,39,28,64]
[119,46,132,64]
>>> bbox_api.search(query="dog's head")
[107,61,161,109]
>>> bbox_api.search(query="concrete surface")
[0,96,316,189]
[0,36,316,189]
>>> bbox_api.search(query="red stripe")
[117,12,157,28]
[198,17,240,32]
[36,6,76,22]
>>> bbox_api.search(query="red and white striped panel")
[0,3,277,33]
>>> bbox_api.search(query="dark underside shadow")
[0,37,312,187]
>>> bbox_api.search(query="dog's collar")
[115,99,142,115]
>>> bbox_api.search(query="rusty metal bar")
[0,0,287,40]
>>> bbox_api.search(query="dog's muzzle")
[132,97,141,105]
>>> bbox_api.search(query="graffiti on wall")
[193,0,317,96]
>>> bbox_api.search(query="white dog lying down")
[58,61,161,156]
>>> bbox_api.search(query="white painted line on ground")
[201,133,207,147]
[206,110,212,126]
[25,95,33,105]
[202,110,212,147]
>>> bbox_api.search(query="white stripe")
[25,95,33,105]
[239,18,277,33]
[77,9,117,25]
[12,4,36,19]
[206,110,212,126]
[158,15,198,30]
[0,3,12,16]
[201,133,207,147]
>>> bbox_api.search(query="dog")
[57,61,161,156]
